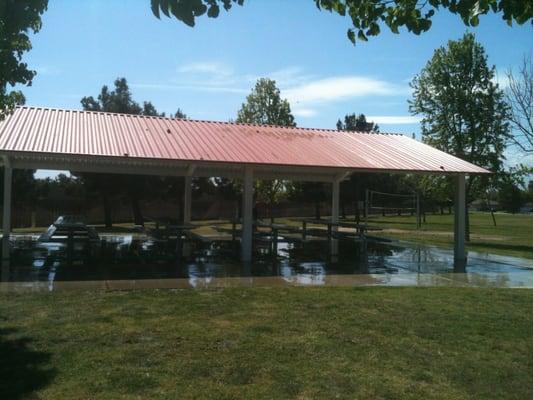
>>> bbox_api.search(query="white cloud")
[131,82,247,94]
[292,107,317,118]
[134,62,408,114]
[257,66,316,88]
[177,61,233,76]
[282,76,406,105]
[493,69,510,89]
[366,115,421,125]
[34,66,62,76]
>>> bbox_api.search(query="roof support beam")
[183,175,192,225]
[336,171,352,182]
[454,174,467,270]
[6,156,344,182]
[2,156,12,267]
[186,164,196,176]
[330,177,340,258]
[241,165,254,263]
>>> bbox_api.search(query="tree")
[151,0,532,44]
[497,167,528,213]
[255,180,286,223]
[288,182,328,220]
[236,78,295,222]
[80,78,185,226]
[237,78,296,127]
[0,0,48,120]
[337,113,379,132]
[81,78,161,116]
[336,113,378,222]
[409,33,510,240]
[173,108,187,119]
[506,55,533,153]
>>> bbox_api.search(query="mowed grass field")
[365,212,533,259]
[1,287,532,399]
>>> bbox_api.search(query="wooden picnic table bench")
[294,218,382,241]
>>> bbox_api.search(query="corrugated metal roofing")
[0,106,489,174]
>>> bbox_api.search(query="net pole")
[365,189,369,226]
[416,192,420,229]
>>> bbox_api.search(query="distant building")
[470,199,499,212]
[520,202,533,213]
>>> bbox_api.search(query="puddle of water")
[0,234,532,291]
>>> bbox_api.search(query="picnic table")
[296,218,382,241]
[212,220,306,250]
[147,223,195,239]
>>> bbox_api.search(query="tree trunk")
[103,193,112,228]
[236,198,242,220]
[354,201,360,224]
[485,192,497,227]
[131,195,143,226]
[269,200,274,224]
[354,179,361,223]
[465,197,470,242]
[315,202,321,220]
[177,196,184,223]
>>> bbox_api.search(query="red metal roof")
[0,106,489,174]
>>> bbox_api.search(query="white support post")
[2,159,12,263]
[416,192,420,229]
[364,189,369,225]
[241,165,254,262]
[183,175,192,224]
[331,179,340,225]
[331,178,340,257]
[454,174,466,267]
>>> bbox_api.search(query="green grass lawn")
[365,212,533,259]
[1,287,532,399]
[275,212,533,259]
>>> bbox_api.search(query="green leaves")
[409,33,510,179]
[347,29,356,43]
[236,78,296,127]
[152,1,533,44]
[207,4,220,18]
[0,0,48,120]
[337,113,379,133]
[150,0,243,26]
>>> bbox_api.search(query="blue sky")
[17,0,532,177]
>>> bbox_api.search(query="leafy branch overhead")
[150,0,244,27]
[0,0,48,119]
[150,0,532,43]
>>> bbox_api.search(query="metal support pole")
[454,174,466,268]
[364,189,369,225]
[241,165,254,262]
[183,175,192,224]
[332,179,340,225]
[2,159,12,267]
[416,192,420,229]
[331,179,340,257]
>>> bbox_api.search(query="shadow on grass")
[0,326,56,399]
[468,242,533,255]
[340,217,421,227]
[346,215,452,227]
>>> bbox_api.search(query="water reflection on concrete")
[0,234,531,291]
